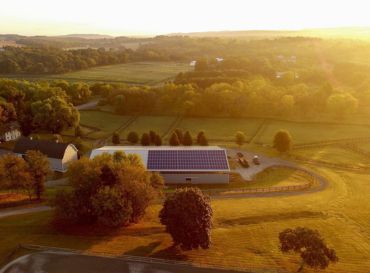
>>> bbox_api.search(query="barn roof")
[90,146,230,172]
[13,137,72,159]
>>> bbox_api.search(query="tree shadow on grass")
[218,211,327,227]
[151,245,189,261]
[124,241,162,256]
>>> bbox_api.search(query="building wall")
[3,129,21,142]
[49,158,64,172]
[62,145,78,172]
[161,173,229,184]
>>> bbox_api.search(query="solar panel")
[147,150,229,170]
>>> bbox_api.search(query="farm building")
[0,122,21,142]
[90,146,230,184]
[14,137,79,172]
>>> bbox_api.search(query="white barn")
[90,146,230,184]
[14,137,78,172]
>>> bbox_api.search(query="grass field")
[77,111,370,146]
[121,116,177,138]
[256,120,370,145]
[79,111,132,139]
[291,146,370,167]
[0,62,191,85]
[174,117,264,140]
[1,167,370,272]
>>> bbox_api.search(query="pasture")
[121,116,177,138]
[291,146,370,167]
[255,120,370,145]
[79,111,132,139]
[77,111,370,147]
[176,117,263,141]
[0,62,191,85]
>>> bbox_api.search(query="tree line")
[0,79,85,135]
[94,79,359,120]
[111,129,208,146]
[0,46,131,74]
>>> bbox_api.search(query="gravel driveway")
[227,148,297,181]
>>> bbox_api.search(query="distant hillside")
[169,27,370,40]
[55,34,115,39]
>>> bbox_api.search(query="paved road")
[76,99,99,110]
[0,251,249,273]
[0,206,51,219]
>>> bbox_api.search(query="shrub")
[127,131,139,144]
[273,130,292,152]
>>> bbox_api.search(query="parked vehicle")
[253,155,260,165]
[238,157,249,168]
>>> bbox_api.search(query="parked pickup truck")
[238,157,250,168]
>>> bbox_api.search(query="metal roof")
[14,137,75,159]
[90,146,230,172]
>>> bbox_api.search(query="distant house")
[90,146,230,184]
[216,57,224,63]
[0,122,21,142]
[190,60,197,66]
[14,137,78,172]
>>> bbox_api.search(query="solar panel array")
[147,150,228,170]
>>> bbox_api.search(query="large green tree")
[31,96,79,133]
[159,187,213,250]
[273,130,292,153]
[25,150,51,200]
[0,154,33,199]
[235,131,246,147]
[54,153,162,227]
[279,227,338,272]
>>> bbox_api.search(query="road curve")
[0,206,52,219]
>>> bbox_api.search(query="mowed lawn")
[291,146,370,167]
[256,120,370,145]
[176,118,264,141]
[121,116,176,138]
[79,110,132,139]
[1,168,370,272]
[43,62,190,85]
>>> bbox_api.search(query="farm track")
[161,116,183,139]
[249,119,267,144]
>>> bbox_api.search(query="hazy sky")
[1,0,370,36]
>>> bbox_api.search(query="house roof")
[90,146,230,172]
[0,121,20,134]
[13,137,73,159]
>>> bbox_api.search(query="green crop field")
[176,117,264,141]
[256,120,370,145]
[0,62,191,85]
[121,116,176,138]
